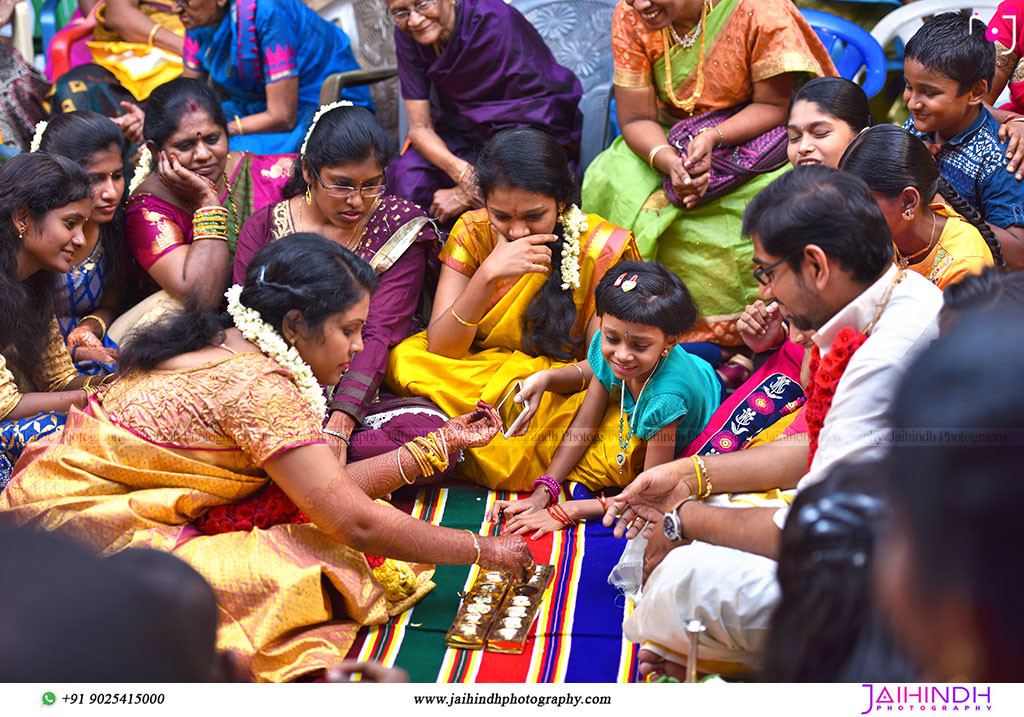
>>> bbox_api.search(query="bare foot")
[638,647,688,681]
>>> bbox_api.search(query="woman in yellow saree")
[582,0,835,345]
[0,235,532,682]
[386,129,640,491]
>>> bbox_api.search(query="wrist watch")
[662,498,693,542]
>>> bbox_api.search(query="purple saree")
[234,195,450,467]
[387,0,583,210]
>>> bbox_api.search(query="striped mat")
[348,483,641,683]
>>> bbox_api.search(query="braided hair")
[474,128,582,361]
[839,124,1005,268]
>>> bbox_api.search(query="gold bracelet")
[450,307,479,327]
[465,530,481,565]
[647,144,674,173]
[234,115,244,136]
[147,23,159,46]
[405,440,433,477]
[692,455,712,499]
[570,362,586,392]
[1007,116,1024,124]
[79,314,108,339]
[696,125,725,148]
[456,164,472,185]
[83,385,102,397]
[397,445,414,485]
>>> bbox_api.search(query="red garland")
[804,326,868,466]
[194,482,387,566]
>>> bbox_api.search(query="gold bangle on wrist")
[465,530,481,565]
[691,455,712,499]
[79,314,108,339]
[234,115,244,136]
[397,445,414,484]
[647,143,674,173]
[450,307,479,327]
[570,362,586,391]
[147,23,159,46]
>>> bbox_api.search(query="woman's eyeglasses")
[313,172,387,199]
[389,0,438,25]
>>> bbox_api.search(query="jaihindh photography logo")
[860,685,993,713]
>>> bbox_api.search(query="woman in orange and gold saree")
[386,129,640,491]
[0,235,532,683]
[582,0,835,345]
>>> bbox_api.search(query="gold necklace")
[896,212,937,268]
[615,358,663,474]
[661,0,712,113]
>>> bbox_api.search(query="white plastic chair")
[871,0,1001,51]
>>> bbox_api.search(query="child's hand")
[508,371,550,436]
[486,488,548,524]
[503,505,567,540]
[737,300,786,353]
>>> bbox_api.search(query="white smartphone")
[495,381,530,439]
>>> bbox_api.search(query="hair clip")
[613,272,628,287]
[620,274,639,292]
[257,265,267,284]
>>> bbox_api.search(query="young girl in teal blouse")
[487,260,722,538]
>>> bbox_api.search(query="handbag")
[662,103,789,208]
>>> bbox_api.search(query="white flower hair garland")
[128,145,153,195]
[225,284,328,422]
[29,120,48,152]
[559,204,587,291]
[299,100,354,156]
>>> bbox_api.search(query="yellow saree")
[0,352,434,682]
[385,209,640,491]
[90,1,184,101]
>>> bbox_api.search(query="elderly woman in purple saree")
[386,0,583,225]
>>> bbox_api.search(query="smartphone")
[495,381,530,438]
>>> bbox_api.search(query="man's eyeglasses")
[389,0,437,25]
[313,172,387,199]
[752,255,794,286]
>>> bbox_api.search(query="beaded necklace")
[616,357,663,474]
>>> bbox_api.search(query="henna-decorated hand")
[439,401,501,451]
[478,534,534,576]
[67,324,106,350]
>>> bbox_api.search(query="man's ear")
[802,243,831,292]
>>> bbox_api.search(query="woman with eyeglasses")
[178,0,371,153]
[385,0,583,226]
[235,104,446,465]
[119,78,296,336]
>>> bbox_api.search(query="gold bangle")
[696,125,724,148]
[465,530,481,565]
[570,362,586,392]
[397,445,414,485]
[457,164,471,185]
[450,307,479,327]
[83,385,101,397]
[79,314,108,339]
[692,455,712,499]
[647,143,674,173]
[1007,116,1024,124]
[234,115,244,136]
[147,23,159,46]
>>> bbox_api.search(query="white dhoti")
[622,540,780,675]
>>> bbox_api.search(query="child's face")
[599,315,676,383]
[786,99,860,169]
[903,58,983,139]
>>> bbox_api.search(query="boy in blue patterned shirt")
[903,12,1024,267]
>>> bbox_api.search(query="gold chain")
[661,0,712,114]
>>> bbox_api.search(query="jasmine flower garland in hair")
[225,284,328,422]
[29,120,48,152]
[128,146,153,195]
[559,204,587,291]
[299,100,354,156]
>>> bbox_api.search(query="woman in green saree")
[582,0,835,344]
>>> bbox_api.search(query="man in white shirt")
[605,166,944,676]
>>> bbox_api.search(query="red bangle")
[547,503,576,526]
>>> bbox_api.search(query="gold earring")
[17,225,24,240]
[305,187,312,205]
